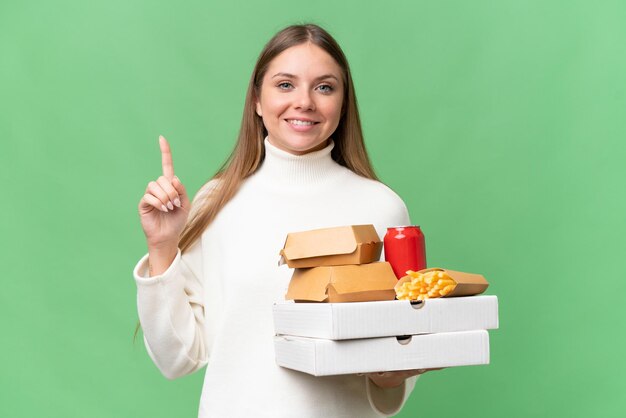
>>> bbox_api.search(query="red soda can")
[384,226,427,279]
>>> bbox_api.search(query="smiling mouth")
[286,119,319,126]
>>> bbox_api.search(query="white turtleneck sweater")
[133,139,418,417]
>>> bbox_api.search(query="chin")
[274,136,328,155]
[292,141,327,154]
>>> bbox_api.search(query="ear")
[255,101,262,117]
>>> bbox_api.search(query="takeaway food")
[395,270,456,300]
[395,268,489,300]
[279,225,382,268]
[285,262,397,303]
[384,226,427,279]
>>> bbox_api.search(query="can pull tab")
[409,300,425,310]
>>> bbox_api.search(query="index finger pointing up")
[159,135,175,179]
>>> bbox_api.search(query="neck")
[254,138,343,189]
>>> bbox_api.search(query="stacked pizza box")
[273,225,499,376]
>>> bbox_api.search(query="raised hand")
[138,136,191,274]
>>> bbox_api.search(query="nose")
[294,89,315,111]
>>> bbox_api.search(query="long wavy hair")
[179,23,378,252]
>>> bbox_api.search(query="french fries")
[395,270,457,301]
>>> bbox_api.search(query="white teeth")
[288,119,315,126]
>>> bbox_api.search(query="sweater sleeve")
[366,375,419,417]
[133,242,208,379]
[132,181,218,380]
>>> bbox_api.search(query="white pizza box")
[274,330,490,376]
[273,295,498,340]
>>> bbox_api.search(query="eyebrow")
[271,72,339,82]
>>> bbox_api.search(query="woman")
[134,24,429,417]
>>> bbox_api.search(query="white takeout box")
[274,330,490,376]
[273,295,498,340]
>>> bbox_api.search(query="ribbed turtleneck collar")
[254,138,343,189]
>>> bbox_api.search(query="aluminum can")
[384,226,427,279]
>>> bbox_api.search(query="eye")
[277,82,293,90]
[317,84,334,94]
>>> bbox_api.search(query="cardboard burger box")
[274,330,490,376]
[279,225,382,268]
[274,295,499,339]
[285,262,398,303]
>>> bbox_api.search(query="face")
[255,42,344,155]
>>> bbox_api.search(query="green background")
[1,0,624,416]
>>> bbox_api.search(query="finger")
[156,175,181,208]
[147,181,173,211]
[364,372,390,379]
[408,368,442,377]
[171,176,189,203]
[159,135,175,180]
[141,193,169,213]
[401,369,425,377]
[375,370,420,379]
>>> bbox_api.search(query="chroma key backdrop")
[1,1,624,417]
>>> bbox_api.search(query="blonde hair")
[179,23,378,253]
